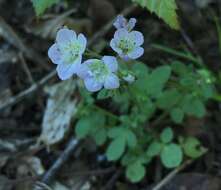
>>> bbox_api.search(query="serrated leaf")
[160,127,174,143]
[31,0,60,16]
[106,137,126,161]
[126,160,146,183]
[132,0,180,30]
[160,143,183,168]
[183,137,207,158]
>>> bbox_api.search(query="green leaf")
[75,117,91,139]
[156,89,181,109]
[93,128,107,145]
[171,61,189,76]
[160,143,183,168]
[132,0,180,30]
[31,0,60,16]
[147,141,162,157]
[108,127,137,148]
[182,97,206,118]
[106,137,126,161]
[160,127,174,143]
[126,130,137,148]
[183,137,207,158]
[170,108,184,124]
[108,127,126,138]
[131,62,149,95]
[126,160,146,183]
[97,89,113,100]
[146,66,171,96]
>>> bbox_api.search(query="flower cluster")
[48,15,144,92]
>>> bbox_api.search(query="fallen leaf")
[39,79,77,146]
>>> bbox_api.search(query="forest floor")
[0,0,221,189]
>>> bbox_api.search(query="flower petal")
[127,18,136,31]
[110,39,122,55]
[78,33,87,54]
[84,77,103,92]
[56,28,76,44]
[129,31,144,46]
[102,56,118,72]
[56,56,82,80]
[77,64,90,79]
[104,73,120,89]
[48,43,61,64]
[128,47,144,59]
[114,28,129,41]
[113,15,127,29]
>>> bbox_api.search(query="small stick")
[0,69,56,111]
[103,169,123,190]
[88,5,136,47]
[41,137,79,184]
[152,160,193,190]
[0,16,49,70]
[19,52,35,84]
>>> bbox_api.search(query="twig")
[152,160,193,190]
[150,112,169,128]
[88,5,136,47]
[0,16,49,70]
[103,169,123,190]
[41,137,79,184]
[19,52,35,84]
[63,166,116,177]
[0,70,56,111]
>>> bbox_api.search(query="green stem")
[151,43,204,67]
[91,104,119,121]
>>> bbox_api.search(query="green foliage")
[132,0,180,30]
[126,160,146,183]
[182,137,207,158]
[146,141,162,157]
[106,127,137,161]
[160,127,173,143]
[31,0,60,16]
[146,66,171,96]
[75,60,215,183]
[160,143,183,168]
[170,108,184,124]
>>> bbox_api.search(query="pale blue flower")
[113,15,136,32]
[110,28,144,60]
[77,56,119,92]
[48,28,87,80]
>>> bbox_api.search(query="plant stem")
[91,104,119,121]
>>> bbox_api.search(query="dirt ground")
[0,0,221,189]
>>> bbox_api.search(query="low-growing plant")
[46,14,215,182]
[36,0,217,183]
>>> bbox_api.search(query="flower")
[113,15,136,32]
[77,56,120,92]
[110,28,144,60]
[48,28,87,80]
